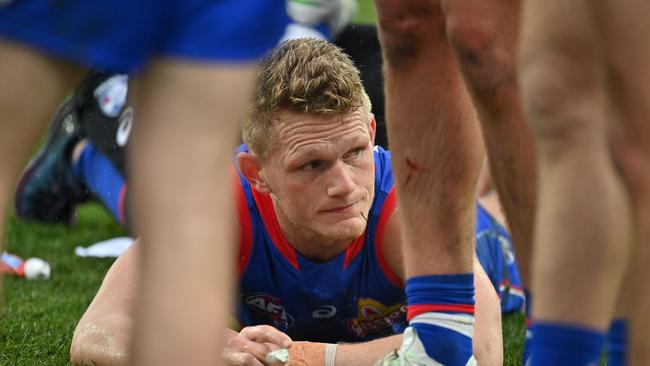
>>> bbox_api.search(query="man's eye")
[302,161,322,170]
[348,148,363,157]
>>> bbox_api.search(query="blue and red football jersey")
[233,145,523,343]
[235,145,405,343]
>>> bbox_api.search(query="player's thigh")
[132,60,256,148]
[520,0,599,81]
[0,41,82,176]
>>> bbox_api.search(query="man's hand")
[222,325,293,365]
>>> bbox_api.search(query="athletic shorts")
[475,204,526,313]
[0,0,288,72]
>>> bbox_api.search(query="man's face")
[259,110,376,245]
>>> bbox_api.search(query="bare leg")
[376,0,482,278]
[442,0,535,288]
[128,60,255,365]
[374,0,484,363]
[594,0,650,361]
[0,41,80,306]
[519,0,631,362]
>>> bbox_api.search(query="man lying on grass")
[16,38,523,365]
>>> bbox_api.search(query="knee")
[446,15,514,96]
[374,0,444,65]
[519,53,601,155]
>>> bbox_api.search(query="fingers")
[223,349,266,366]
[222,325,293,366]
[240,325,292,348]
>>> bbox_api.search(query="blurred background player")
[518,0,650,364]
[0,0,287,364]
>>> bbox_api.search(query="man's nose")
[326,161,355,197]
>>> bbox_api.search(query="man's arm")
[70,242,293,366]
[382,208,503,366]
[70,241,140,365]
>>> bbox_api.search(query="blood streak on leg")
[404,158,419,186]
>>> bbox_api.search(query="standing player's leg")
[0,41,81,303]
[440,1,536,361]
[441,0,535,290]
[594,0,650,362]
[128,60,256,365]
[374,0,484,364]
[519,0,632,364]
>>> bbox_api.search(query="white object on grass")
[24,257,51,280]
[75,237,135,258]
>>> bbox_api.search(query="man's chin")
[321,220,366,242]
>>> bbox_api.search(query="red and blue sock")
[72,143,128,224]
[406,273,475,366]
[530,322,605,366]
[606,319,628,366]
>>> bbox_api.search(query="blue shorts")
[475,204,525,314]
[0,0,288,72]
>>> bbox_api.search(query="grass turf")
[1,203,528,365]
[1,204,123,365]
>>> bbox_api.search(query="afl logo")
[312,305,337,319]
[116,107,133,147]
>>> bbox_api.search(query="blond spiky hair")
[242,38,372,157]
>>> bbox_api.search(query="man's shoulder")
[372,145,394,194]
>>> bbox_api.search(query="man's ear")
[369,114,377,145]
[236,152,272,194]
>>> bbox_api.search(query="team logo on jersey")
[94,74,128,117]
[242,292,295,328]
[312,305,337,319]
[349,298,406,338]
[116,107,133,147]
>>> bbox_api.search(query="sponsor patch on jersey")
[312,305,337,319]
[94,74,128,117]
[349,298,406,338]
[242,292,295,329]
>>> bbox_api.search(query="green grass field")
[0,1,533,364]
[1,203,527,365]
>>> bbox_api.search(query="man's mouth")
[322,201,359,213]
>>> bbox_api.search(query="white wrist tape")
[325,343,338,366]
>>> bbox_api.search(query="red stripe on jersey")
[234,171,254,276]
[407,304,475,320]
[117,184,127,225]
[250,188,299,270]
[343,233,366,269]
[374,187,402,287]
